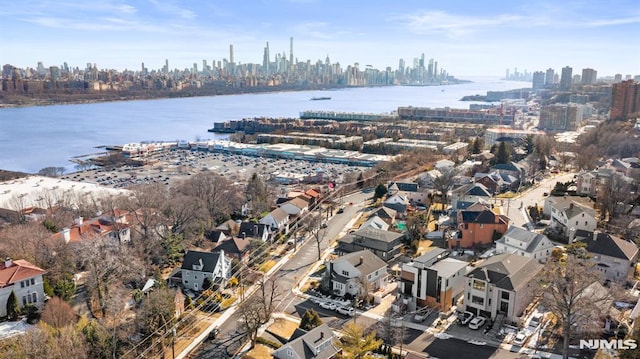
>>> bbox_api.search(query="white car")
[513,331,529,346]
[319,301,336,311]
[459,311,474,326]
[468,316,487,330]
[336,306,355,316]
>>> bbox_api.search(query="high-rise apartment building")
[229,44,234,64]
[289,37,294,71]
[545,68,555,87]
[263,42,270,74]
[581,68,597,85]
[532,71,545,90]
[539,104,584,131]
[610,80,640,121]
[560,66,573,90]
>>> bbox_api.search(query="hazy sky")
[1,0,639,77]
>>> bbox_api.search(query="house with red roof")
[0,258,47,317]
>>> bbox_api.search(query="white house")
[400,249,468,313]
[360,215,390,231]
[544,196,597,242]
[584,232,639,284]
[463,253,543,323]
[278,197,309,217]
[327,250,388,298]
[260,207,290,233]
[0,258,47,317]
[495,226,555,261]
[180,250,231,291]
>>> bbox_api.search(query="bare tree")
[177,172,237,225]
[538,255,612,359]
[598,173,631,221]
[41,296,78,329]
[301,210,328,261]
[237,275,281,348]
[431,167,458,205]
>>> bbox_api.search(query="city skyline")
[1,0,639,77]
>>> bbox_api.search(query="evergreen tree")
[6,291,20,321]
[471,137,482,154]
[335,322,382,359]
[299,309,323,331]
[374,184,388,199]
[496,141,511,164]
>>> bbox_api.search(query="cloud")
[583,15,640,27]
[397,11,528,37]
[290,22,333,39]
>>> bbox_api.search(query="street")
[192,190,371,358]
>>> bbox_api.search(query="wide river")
[0,77,529,173]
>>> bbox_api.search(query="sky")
[1,0,639,78]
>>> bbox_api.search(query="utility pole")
[171,328,176,359]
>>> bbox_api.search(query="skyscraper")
[229,44,234,64]
[581,68,597,85]
[289,37,294,71]
[263,42,270,74]
[610,80,640,121]
[532,71,545,90]
[545,68,555,87]
[560,66,573,90]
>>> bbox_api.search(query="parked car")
[336,307,355,317]
[319,301,337,311]
[459,311,474,326]
[513,331,529,346]
[469,316,487,330]
[208,328,219,340]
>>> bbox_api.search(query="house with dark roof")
[238,222,270,242]
[0,258,47,317]
[387,181,428,205]
[271,323,340,359]
[490,161,525,184]
[452,204,509,249]
[215,219,239,236]
[463,253,543,322]
[368,207,396,225]
[260,207,290,233]
[495,226,555,261]
[583,232,639,284]
[204,230,227,244]
[337,226,404,262]
[180,250,231,291]
[400,249,468,312]
[450,183,492,210]
[327,250,388,297]
[213,237,251,263]
[383,193,409,217]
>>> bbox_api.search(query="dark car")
[208,328,220,340]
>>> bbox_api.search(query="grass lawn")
[268,318,300,340]
[242,344,272,359]
[259,260,276,272]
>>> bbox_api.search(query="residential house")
[279,197,309,217]
[327,250,388,297]
[575,171,599,197]
[463,253,543,322]
[180,250,231,291]
[435,159,455,172]
[271,323,340,359]
[53,213,132,244]
[360,215,390,231]
[473,173,505,195]
[450,183,492,211]
[452,204,509,249]
[0,258,47,317]
[368,207,396,226]
[260,208,290,233]
[216,219,239,236]
[490,161,525,186]
[400,249,468,312]
[204,230,226,244]
[583,232,639,284]
[238,222,270,242]
[337,226,404,262]
[419,169,441,189]
[213,237,251,263]
[304,188,321,207]
[387,181,428,205]
[544,196,597,242]
[495,226,555,261]
[383,193,409,217]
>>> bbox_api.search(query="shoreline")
[0,81,472,109]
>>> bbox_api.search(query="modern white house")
[327,250,388,298]
[0,258,47,317]
[400,249,468,313]
[495,226,555,261]
[180,250,231,291]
